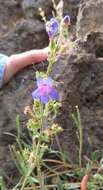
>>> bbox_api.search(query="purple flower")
[32,76,59,104]
[63,15,70,25]
[46,18,59,38]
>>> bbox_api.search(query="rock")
[0,68,33,175]
[0,18,48,55]
[63,0,80,24]
[51,50,103,159]
[0,0,48,181]
[0,62,47,180]
[76,0,103,40]
[0,0,22,35]
[21,0,80,25]
[20,0,81,40]
[84,32,103,58]
[21,0,57,19]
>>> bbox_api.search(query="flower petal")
[46,18,59,38]
[46,77,53,86]
[32,88,40,100]
[50,88,59,101]
[40,95,49,104]
[37,77,53,87]
[63,15,70,25]
[37,78,43,87]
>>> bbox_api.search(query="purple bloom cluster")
[46,15,70,38]
[63,15,70,25]
[32,76,59,104]
[46,18,59,38]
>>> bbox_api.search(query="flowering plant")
[2,1,73,190]
[32,74,59,104]
[45,13,71,74]
[1,1,103,190]
[11,1,72,189]
[8,4,70,188]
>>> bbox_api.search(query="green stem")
[21,167,33,190]
[55,134,65,163]
[76,106,83,168]
[47,57,55,75]
[72,106,83,168]
[79,122,83,168]
[47,38,58,75]
[36,103,45,189]
[37,165,44,190]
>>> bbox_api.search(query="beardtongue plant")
[46,14,71,74]
[6,2,71,190]
[1,2,103,190]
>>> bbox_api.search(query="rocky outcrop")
[0,18,48,55]
[63,0,80,24]
[52,50,103,158]
[0,0,49,179]
[21,0,56,19]
[76,0,103,40]
[51,0,103,159]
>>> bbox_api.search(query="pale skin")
[4,47,48,84]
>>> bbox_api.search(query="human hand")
[4,47,49,84]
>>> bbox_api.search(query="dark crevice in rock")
[95,45,103,58]
[84,32,103,58]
